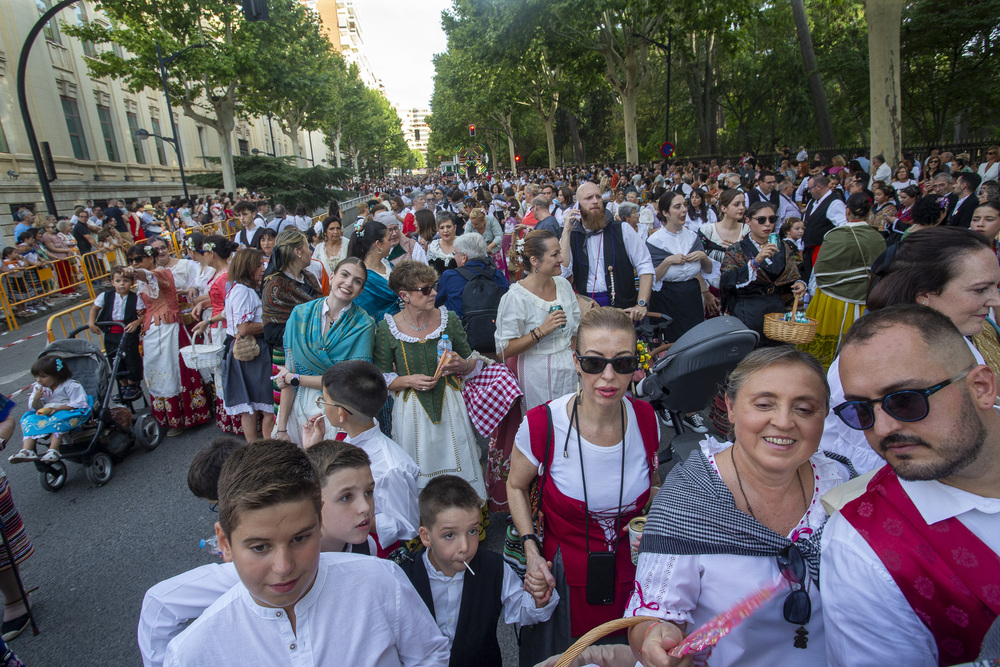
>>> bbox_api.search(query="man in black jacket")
[948,172,982,228]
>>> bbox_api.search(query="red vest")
[527,397,659,637]
[841,465,1000,665]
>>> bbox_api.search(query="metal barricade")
[79,249,111,298]
[0,255,90,332]
[45,299,103,351]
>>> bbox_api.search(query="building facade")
[397,107,430,163]
[0,0,335,245]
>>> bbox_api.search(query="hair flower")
[356,227,365,238]
[203,242,215,253]
[56,358,64,372]
[515,238,526,254]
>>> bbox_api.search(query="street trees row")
[431,0,1000,167]
[64,0,409,191]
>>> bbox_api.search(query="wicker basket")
[553,616,659,667]
[762,295,817,345]
[180,332,225,371]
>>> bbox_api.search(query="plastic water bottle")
[437,334,453,361]
[200,536,222,556]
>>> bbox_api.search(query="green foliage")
[188,155,352,209]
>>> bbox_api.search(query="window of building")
[0,116,9,153]
[61,96,89,160]
[150,117,167,166]
[126,112,145,164]
[196,127,209,167]
[96,105,120,162]
[238,139,249,156]
[36,0,61,44]
[75,4,96,57]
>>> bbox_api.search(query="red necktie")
[334,431,348,441]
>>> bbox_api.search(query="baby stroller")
[30,322,162,491]
[635,316,759,468]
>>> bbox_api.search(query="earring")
[923,300,928,305]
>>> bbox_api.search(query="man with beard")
[821,305,1000,667]
[559,181,653,319]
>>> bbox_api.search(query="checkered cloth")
[461,362,523,437]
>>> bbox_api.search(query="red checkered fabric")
[462,362,523,437]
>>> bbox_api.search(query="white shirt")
[819,339,987,476]
[797,149,809,161]
[625,437,848,667]
[29,379,88,410]
[420,550,558,648]
[224,283,262,336]
[346,423,421,546]
[777,192,799,226]
[870,163,892,189]
[94,291,145,321]
[646,226,703,291]
[684,208,717,235]
[564,222,654,295]
[237,222,263,248]
[805,190,848,230]
[514,393,654,546]
[164,553,450,667]
[978,161,1000,185]
[821,468,1000,667]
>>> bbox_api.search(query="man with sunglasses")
[801,174,847,281]
[821,305,1000,667]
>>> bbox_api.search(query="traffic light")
[515,154,520,163]
[469,124,476,137]
[242,0,269,21]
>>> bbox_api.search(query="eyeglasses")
[315,396,353,415]
[832,366,972,431]
[751,215,778,225]
[209,502,218,513]
[576,354,640,375]
[776,544,811,626]
[411,282,438,296]
[131,257,143,264]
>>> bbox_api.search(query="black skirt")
[651,278,705,342]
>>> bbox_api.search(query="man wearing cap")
[140,204,163,236]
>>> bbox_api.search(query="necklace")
[730,446,807,519]
[404,311,432,331]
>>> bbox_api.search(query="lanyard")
[565,398,627,555]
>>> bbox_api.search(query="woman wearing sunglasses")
[821,226,1000,475]
[273,257,374,445]
[720,201,807,343]
[629,347,854,666]
[373,260,487,500]
[799,194,886,369]
[508,307,661,665]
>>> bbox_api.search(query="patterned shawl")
[261,270,321,348]
[353,267,400,322]
[283,298,375,376]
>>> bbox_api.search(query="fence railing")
[46,299,102,350]
[1,254,93,331]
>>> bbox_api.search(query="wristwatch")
[289,374,300,387]
[637,299,647,308]
[521,533,542,552]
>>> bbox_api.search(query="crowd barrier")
[1,254,94,332]
[45,298,102,351]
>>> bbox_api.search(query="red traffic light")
[469,124,476,137]
[515,154,520,162]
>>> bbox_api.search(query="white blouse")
[624,437,850,667]
[646,227,703,291]
[224,283,262,337]
[168,259,201,292]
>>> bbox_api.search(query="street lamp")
[251,148,275,157]
[631,30,673,149]
[156,41,210,202]
[136,127,186,195]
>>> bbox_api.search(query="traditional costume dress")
[282,298,375,446]
[630,437,853,666]
[137,269,211,429]
[800,222,885,368]
[646,225,707,341]
[311,240,347,278]
[220,283,273,420]
[353,259,399,323]
[205,270,240,434]
[488,277,580,510]
[20,379,90,438]
[261,269,321,406]
[373,308,485,498]
[514,395,659,665]
[0,393,33,576]
[426,240,457,275]
[720,235,802,343]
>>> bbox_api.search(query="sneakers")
[120,386,143,401]
[681,413,709,434]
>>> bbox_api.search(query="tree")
[66,0,272,193]
[188,154,352,209]
[866,0,904,163]
[790,0,836,148]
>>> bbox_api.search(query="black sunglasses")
[411,282,438,296]
[832,366,972,431]
[751,215,778,225]
[776,544,811,626]
[576,354,640,375]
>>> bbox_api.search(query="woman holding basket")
[507,307,660,665]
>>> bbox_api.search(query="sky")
[354,0,452,111]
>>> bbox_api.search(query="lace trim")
[224,401,275,416]
[383,307,449,343]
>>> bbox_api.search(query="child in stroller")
[9,355,90,463]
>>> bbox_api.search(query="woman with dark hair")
[800,194,886,368]
[899,193,948,240]
[311,216,347,277]
[893,184,921,231]
[971,200,1000,258]
[126,242,210,435]
[414,209,437,259]
[273,257,374,445]
[821,226,1000,474]
[647,191,714,341]
[220,248,274,442]
[327,199,341,222]
[720,201,806,342]
[427,213,459,274]
[684,187,716,233]
[192,236,242,433]
[348,219,398,321]
[698,188,748,290]
[869,182,898,234]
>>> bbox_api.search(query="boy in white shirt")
[152,440,448,667]
[307,361,420,557]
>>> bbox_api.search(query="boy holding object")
[88,266,145,401]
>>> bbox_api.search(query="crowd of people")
[0,143,999,666]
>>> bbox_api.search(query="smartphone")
[586,551,617,605]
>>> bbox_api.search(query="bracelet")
[276,430,287,433]
[530,328,541,342]
[520,533,542,552]
[639,621,666,658]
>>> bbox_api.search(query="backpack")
[457,266,505,353]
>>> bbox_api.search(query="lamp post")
[156,41,209,203]
[136,128,187,199]
[251,148,275,157]
[631,30,673,148]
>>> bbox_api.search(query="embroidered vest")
[841,465,1000,665]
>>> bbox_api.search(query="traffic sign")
[660,142,675,158]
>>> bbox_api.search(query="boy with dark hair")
[162,439,448,666]
[88,266,145,401]
[312,361,420,557]
[186,436,245,501]
[400,475,557,667]
[232,201,262,249]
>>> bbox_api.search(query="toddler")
[10,355,90,463]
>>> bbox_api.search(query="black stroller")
[30,323,162,490]
[635,315,759,468]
